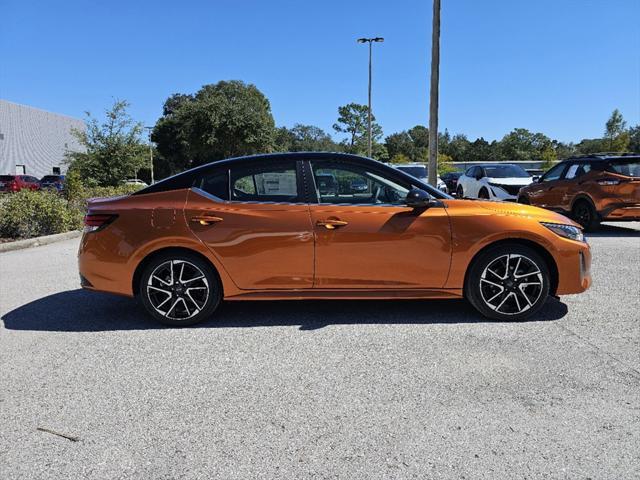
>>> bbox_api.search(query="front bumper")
[555,240,592,295]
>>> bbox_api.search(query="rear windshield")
[397,166,428,178]
[607,158,640,177]
[484,165,530,178]
[0,175,15,181]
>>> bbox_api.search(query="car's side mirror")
[474,172,483,180]
[405,188,432,209]
[532,175,540,182]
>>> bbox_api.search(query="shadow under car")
[1,289,569,332]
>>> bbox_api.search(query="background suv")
[456,164,533,201]
[518,154,640,230]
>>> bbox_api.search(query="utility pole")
[428,0,441,187]
[357,37,384,157]
[144,126,154,184]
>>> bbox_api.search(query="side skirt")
[224,289,463,301]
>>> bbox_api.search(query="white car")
[123,178,149,187]
[456,164,533,201]
[394,163,448,193]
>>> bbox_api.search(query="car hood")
[445,199,580,227]
[486,177,533,185]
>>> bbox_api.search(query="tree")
[389,153,411,164]
[604,109,630,152]
[66,100,147,186]
[152,81,275,172]
[465,137,494,163]
[628,125,640,153]
[384,131,415,160]
[498,128,552,160]
[540,144,557,169]
[575,137,606,155]
[442,133,471,162]
[274,124,338,152]
[333,103,382,155]
[408,125,430,161]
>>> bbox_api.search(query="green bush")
[0,182,144,240]
[0,190,83,239]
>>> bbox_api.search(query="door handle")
[316,219,348,230]
[191,215,223,226]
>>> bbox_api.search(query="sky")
[1,0,639,144]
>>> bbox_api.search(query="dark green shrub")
[0,190,83,239]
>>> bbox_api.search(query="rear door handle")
[316,219,348,230]
[191,215,223,226]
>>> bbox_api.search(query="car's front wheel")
[465,244,551,321]
[139,252,222,326]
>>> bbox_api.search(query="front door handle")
[316,219,348,230]
[191,215,223,226]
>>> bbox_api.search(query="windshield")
[483,165,530,178]
[40,176,61,182]
[607,158,640,177]
[397,166,427,179]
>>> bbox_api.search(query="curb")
[0,230,82,253]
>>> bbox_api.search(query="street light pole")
[357,37,384,158]
[428,0,441,187]
[144,126,154,185]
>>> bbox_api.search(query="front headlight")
[541,222,585,242]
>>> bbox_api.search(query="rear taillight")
[8,181,19,192]
[597,178,621,186]
[83,213,117,232]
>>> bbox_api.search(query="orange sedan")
[78,153,591,326]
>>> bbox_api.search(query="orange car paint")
[79,190,591,301]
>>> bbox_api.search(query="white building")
[0,99,85,177]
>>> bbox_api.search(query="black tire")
[518,196,530,205]
[465,243,551,321]
[456,185,464,198]
[571,200,600,232]
[138,252,222,327]
[478,188,490,200]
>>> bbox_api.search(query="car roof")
[473,163,522,168]
[137,152,379,195]
[561,153,639,163]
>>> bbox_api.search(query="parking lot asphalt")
[1,222,639,479]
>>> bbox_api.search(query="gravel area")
[1,222,639,479]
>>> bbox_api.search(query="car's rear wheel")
[571,200,600,231]
[465,244,550,321]
[517,196,530,204]
[139,252,222,326]
[456,185,464,198]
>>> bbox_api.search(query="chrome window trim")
[191,187,310,206]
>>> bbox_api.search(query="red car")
[0,175,41,193]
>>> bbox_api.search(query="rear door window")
[194,170,229,200]
[230,161,300,203]
[564,163,592,180]
[607,158,640,177]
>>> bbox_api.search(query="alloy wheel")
[146,260,210,320]
[479,254,543,315]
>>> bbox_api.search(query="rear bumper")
[602,205,640,221]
